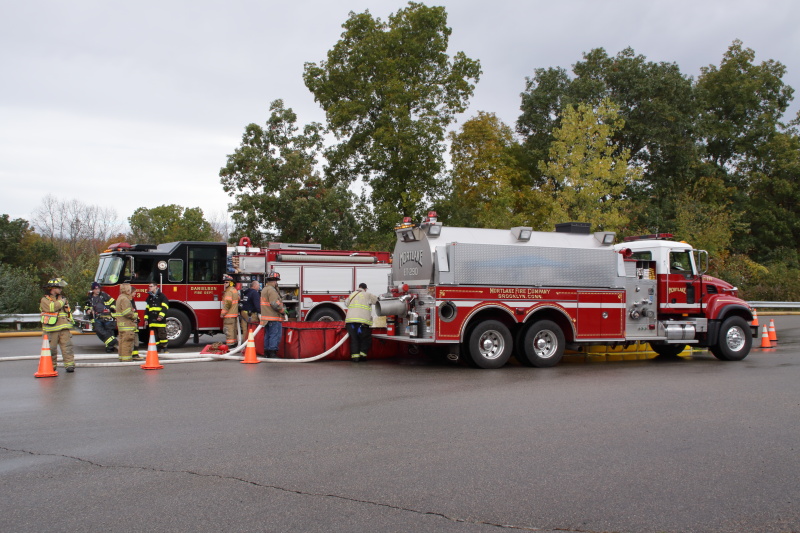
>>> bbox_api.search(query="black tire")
[710,316,752,361]
[306,306,344,322]
[466,320,512,369]
[514,326,534,366]
[165,309,191,348]
[651,343,686,358]
[519,320,565,368]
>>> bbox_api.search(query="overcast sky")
[2,0,798,231]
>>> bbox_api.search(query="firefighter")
[260,271,286,357]
[144,282,170,353]
[344,282,379,362]
[112,283,143,362]
[85,281,118,352]
[39,277,76,372]
[239,280,261,336]
[221,274,240,349]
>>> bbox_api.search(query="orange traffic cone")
[751,308,759,327]
[141,330,164,370]
[759,324,771,348]
[768,319,778,344]
[34,335,58,378]
[241,330,260,364]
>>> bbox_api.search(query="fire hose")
[0,324,349,366]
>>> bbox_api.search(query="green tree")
[696,40,797,257]
[0,264,41,314]
[538,100,640,231]
[518,47,698,232]
[740,131,800,265]
[444,112,542,228]
[672,176,746,256]
[0,214,56,270]
[698,40,794,173]
[219,99,358,248]
[303,1,481,245]
[128,205,218,243]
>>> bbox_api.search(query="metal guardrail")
[0,314,40,331]
[747,301,800,309]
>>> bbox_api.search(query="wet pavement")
[1,317,799,532]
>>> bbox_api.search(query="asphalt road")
[1,317,798,533]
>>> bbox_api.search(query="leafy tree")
[672,176,746,256]
[518,47,698,232]
[128,205,219,243]
[0,214,56,270]
[0,264,41,314]
[740,131,800,265]
[303,1,481,244]
[444,112,542,228]
[219,99,358,248]
[697,40,794,173]
[696,41,797,257]
[537,100,640,231]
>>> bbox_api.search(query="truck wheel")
[651,343,686,358]
[467,320,512,369]
[520,320,565,368]
[710,316,752,361]
[165,309,191,348]
[306,307,344,322]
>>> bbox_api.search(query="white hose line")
[260,332,349,363]
[1,324,348,365]
[76,358,216,367]
[203,330,349,363]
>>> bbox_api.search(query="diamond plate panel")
[451,243,621,288]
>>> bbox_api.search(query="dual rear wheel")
[466,319,565,369]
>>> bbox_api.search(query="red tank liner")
[253,322,405,360]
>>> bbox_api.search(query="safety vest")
[40,295,73,332]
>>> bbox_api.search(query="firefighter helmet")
[267,271,280,281]
[223,274,234,283]
[45,278,68,288]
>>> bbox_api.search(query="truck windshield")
[96,256,125,284]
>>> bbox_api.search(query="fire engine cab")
[82,238,391,347]
[375,213,754,369]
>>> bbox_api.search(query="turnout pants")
[223,317,238,347]
[93,318,116,348]
[47,329,74,368]
[346,322,372,357]
[118,330,136,361]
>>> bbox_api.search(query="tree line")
[0,200,224,314]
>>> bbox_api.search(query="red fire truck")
[80,238,391,347]
[375,213,755,368]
